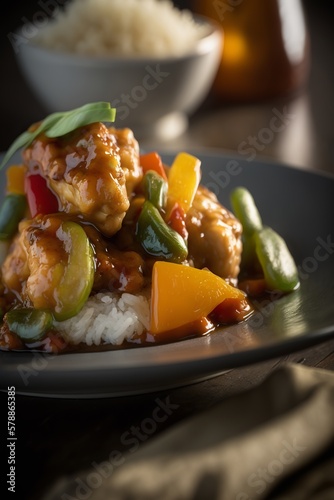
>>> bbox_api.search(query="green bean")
[254,227,300,292]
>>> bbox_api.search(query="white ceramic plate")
[1,151,334,398]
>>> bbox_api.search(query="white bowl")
[15,16,222,140]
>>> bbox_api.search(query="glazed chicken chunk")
[22,123,142,236]
[1,214,146,310]
[186,186,242,281]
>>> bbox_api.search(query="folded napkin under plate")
[44,363,334,500]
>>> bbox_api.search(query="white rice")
[35,0,208,57]
[54,292,150,346]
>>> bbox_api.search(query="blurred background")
[0,0,333,173]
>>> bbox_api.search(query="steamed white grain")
[35,0,208,57]
[55,292,150,346]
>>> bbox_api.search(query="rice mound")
[35,0,208,57]
[54,292,150,346]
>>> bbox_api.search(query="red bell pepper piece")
[210,297,253,324]
[25,174,59,217]
[140,152,168,181]
[167,203,188,240]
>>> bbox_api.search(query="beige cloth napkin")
[46,363,334,500]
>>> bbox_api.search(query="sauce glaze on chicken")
[0,122,246,353]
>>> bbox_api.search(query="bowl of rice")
[14,0,223,140]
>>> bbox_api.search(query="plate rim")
[1,150,334,397]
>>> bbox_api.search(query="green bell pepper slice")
[6,308,53,343]
[136,201,188,262]
[0,194,27,241]
[254,226,300,292]
[143,170,168,211]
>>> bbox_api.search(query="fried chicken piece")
[1,215,146,308]
[2,217,70,309]
[22,123,142,236]
[186,186,242,281]
[1,229,30,299]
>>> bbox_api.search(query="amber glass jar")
[193,0,310,102]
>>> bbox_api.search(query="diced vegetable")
[52,221,95,321]
[0,194,27,241]
[6,308,53,343]
[230,187,300,293]
[167,203,188,239]
[143,170,167,211]
[167,153,201,214]
[230,186,262,268]
[254,227,300,292]
[150,261,246,334]
[6,164,27,195]
[230,186,263,235]
[136,201,188,263]
[0,102,116,170]
[25,174,59,217]
[140,152,167,180]
[210,297,252,324]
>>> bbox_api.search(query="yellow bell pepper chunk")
[6,164,27,195]
[150,261,246,334]
[167,153,201,214]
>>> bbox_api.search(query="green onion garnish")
[0,102,116,170]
